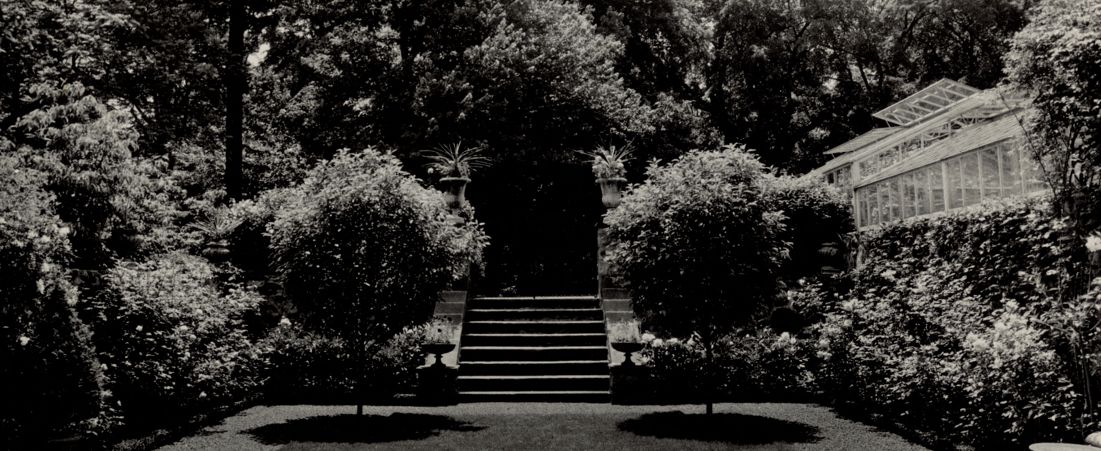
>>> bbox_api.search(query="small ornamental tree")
[604,146,787,414]
[269,149,487,413]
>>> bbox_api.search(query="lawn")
[160,403,928,450]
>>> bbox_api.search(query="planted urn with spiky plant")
[585,144,632,208]
[194,208,244,262]
[422,142,490,209]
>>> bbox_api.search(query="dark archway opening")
[468,159,602,295]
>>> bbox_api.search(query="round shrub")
[87,252,268,429]
[605,145,787,340]
[0,158,106,446]
[604,145,789,413]
[269,148,487,342]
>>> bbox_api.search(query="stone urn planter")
[202,239,232,263]
[597,177,627,209]
[439,176,470,209]
[422,343,456,368]
[611,342,644,367]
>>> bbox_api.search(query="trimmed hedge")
[802,197,1095,449]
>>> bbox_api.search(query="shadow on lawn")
[247,413,484,444]
[618,411,820,444]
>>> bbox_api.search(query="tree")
[268,149,487,412]
[1005,0,1101,232]
[579,0,712,100]
[708,0,1033,172]
[224,0,246,198]
[604,146,788,414]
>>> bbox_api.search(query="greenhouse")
[809,79,1047,228]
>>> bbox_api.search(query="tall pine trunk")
[224,0,245,199]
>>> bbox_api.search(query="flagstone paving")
[160,402,929,450]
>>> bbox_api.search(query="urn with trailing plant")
[422,142,490,209]
[608,319,644,366]
[422,317,458,368]
[585,145,632,208]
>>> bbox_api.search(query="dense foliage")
[0,157,107,446]
[762,174,853,281]
[6,83,179,267]
[801,198,1096,448]
[1005,0,1101,231]
[87,253,268,429]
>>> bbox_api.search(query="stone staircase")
[457,295,610,402]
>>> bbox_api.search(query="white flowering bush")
[0,157,108,446]
[635,329,818,403]
[87,252,268,429]
[262,321,435,403]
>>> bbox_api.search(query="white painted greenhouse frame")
[808,79,1046,229]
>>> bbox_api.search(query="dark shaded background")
[468,160,603,295]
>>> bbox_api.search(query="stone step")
[464,320,605,334]
[458,375,610,392]
[459,360,608,376]
[465,308,603,321]
[459,390,610,403]
[461,345,607,362]
[470,296,599,310]
[462,333,606,347]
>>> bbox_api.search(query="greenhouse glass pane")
[868,184,879,224]
[930,165,945,212]
[1002,144,1021,196]
[915,169,930,215]
[981,147,1001,199]
[962,152,980,206]
[947,157,963,209]
[857,189,866,227]
[902,173,916,218]
[878,183,890,222]
[889,179,901,221]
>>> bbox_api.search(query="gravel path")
[159,403,929,450]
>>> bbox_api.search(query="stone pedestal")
[416,365,458,406]
[610,364,652,405]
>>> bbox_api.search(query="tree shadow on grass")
[247,413,484,444]
[618,411,820,444]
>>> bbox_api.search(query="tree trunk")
[705,339,714,416]
[224,0,246,200]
